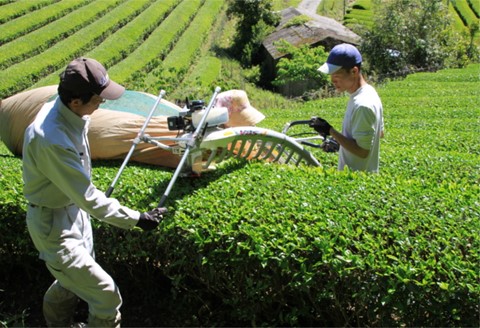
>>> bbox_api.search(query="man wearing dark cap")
[310,44,384,172]
[22,58,166,327]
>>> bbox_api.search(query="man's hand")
[321,138,340,153]
[137,207,167,231]
[309,117,332,136]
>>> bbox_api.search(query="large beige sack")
[88,109,180,168]
[0,86,58,155]
[0,86,265,169]
[0,86,182,168]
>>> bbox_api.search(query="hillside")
[0,0,227,100]
[343,0,480,45]
[1,0,477,102]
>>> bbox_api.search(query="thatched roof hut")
[261,7,361,96]
[263,7,361,60]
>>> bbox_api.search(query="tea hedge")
[0,0,91,45]
[0,0,227,100]
[344,0,374,30]
[451,0,478,28]
[32,0,180,88]
[187,56,222,87]
[0,0,54,24]
[0,0,149,97]
[106,0,203,86]
[468,0,480,17]
[0,65,478,326]
[143,0,225,92]
[0,0,120,69]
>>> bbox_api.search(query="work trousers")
[26,204,122,327]
[44,254,122,327]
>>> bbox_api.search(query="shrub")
[0,0,54,24]
[272,39,329,96]
[227,0,280,67]
[0,0,88,45]
[283,15,311,28]
[145,0,225,94]
[360,0,474,77]
[0,0,148,98]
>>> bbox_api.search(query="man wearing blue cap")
[310,43,384,172]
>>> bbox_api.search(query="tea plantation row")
[0,64,478,326]
[0,0,225,99]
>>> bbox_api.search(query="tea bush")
[0,0,117,69]
[33,0,180,89]
[0,65,478,326]
[0,0,54,24]
[0,0,147,97]
[143,0,225,93]
[0,0,89,45]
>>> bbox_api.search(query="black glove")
[322,138,340,153]
[137,207,167,231]
[309,117,332,136]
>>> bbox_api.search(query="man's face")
[72,95,105,116]
[330,67,357,94]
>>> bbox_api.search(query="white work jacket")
[23,98,139,262]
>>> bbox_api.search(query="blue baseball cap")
[318,43,362,74]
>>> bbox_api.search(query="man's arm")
[309,116,371,158]
[329,127,369,158]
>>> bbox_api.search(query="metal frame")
[106,87,324,206]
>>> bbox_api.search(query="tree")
[360,0,471,77]
[272,40,329,96]
[227,0,280,67]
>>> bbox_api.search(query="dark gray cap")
[60,57,125,100]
